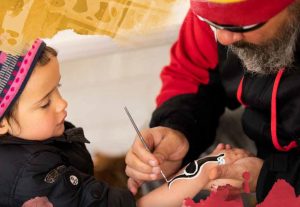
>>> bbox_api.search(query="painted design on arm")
[167,153,225,189]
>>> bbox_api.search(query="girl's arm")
[137,148,250,207]
[137,161,213,207]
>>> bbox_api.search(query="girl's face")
[5,55,68,140]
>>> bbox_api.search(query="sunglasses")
[197,16,266,33]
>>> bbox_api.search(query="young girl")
[0,39,136,206]
[137,144,252,207]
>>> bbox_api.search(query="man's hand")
[207,156,263,192]
[125,126,189,195]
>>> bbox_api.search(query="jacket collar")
[293,32,300,69]
[0,122,90,145]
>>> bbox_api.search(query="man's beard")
[229,7,300,75]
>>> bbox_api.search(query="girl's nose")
[58,98,68,112]
[216,29,244,45]
[56,93,68,113]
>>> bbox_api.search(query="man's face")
[219,3,300,74]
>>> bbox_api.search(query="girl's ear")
[0,118,9,135]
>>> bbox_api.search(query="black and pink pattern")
[0,39,45,120]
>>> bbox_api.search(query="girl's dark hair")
[38,46,57,66]
[2,46,57,125]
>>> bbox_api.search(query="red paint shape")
[182,184,243,207]
[242,171,250,181]
[182,178,300,207]
[184,197,197,206]
[242,171,250,193]
[256,179,300,207]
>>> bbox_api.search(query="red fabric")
[190,0,295,26]
[271,68,297,151]
[236,76,248,107]
[156,10,218,107]
[256,179,300,207]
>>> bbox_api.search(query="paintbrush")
[124,106,168,183]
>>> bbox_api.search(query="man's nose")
[216,29,244,45]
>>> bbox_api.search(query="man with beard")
[125,0,300,202]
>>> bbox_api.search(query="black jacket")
[0,122,136,207]
[150,10,300,202]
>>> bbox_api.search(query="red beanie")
[190,0,295,26]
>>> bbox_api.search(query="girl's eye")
[41,100,51,109]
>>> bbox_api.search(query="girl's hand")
[210,144,254,164]
[208,156,263,192]
[202,144,254,191]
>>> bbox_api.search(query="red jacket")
[150,9,300,202]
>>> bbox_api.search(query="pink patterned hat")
[0,39,46,120]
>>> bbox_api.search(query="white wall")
[44,1,189,156]
[58,43,174,156]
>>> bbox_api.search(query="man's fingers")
[125,150,156,174]
[132,138,160,167]
[127,178,143,195]
[126,165,160,181]
[127,178,138,195]
[153,151,166,165]
[152,147,175,168]
[152,127,189,161]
